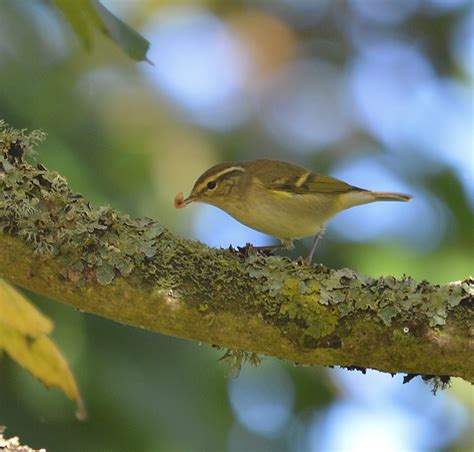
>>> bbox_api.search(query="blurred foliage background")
[0,0,473,451]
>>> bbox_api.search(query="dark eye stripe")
[195,166,246,193]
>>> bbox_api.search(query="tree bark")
[0,124,472,383]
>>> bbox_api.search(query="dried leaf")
[0,280,86,420]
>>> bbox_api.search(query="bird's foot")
[233,243,284,259]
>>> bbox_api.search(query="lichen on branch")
[0,121,473,383]
[0,426,44,452]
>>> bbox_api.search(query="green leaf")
[52,0,98,50]
[53,0,151,63]
[91,0,151,63]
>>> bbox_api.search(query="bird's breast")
[219,189,339,240]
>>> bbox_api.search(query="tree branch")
[0,123,472,383]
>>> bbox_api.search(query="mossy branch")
[0,122,473,383]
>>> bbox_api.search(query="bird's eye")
[207,181,217,190]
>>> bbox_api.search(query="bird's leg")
[307,229,324,263]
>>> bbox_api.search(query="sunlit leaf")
[0,280,86,420]
[53,0,151,62]
[52,0,98,50]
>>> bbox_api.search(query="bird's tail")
[368,191,413,202]
[340,189,413,209]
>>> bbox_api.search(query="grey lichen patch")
[411,279,473,327]
[0,120,46,163]
[448,279,473,307]
[244,249,473,342]
[96,263,116,286]
[0,121,169,290]
[0,426,43,452]
[379,306,400,326]
[245,255,342,344]
[323,272,473,328]
[0,122,253,318]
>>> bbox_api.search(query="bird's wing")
[261,171,361,195]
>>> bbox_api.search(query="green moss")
[243,260,341,344]
[1,121,473,382]
[1,121,473,368]
[241,244,472,348]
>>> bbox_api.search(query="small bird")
[175,159,412,261]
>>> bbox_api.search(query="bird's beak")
[182,195,194,206]
[174,192,197,209]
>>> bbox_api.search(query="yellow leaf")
[0,280,52,337]
[0,280,86,420]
